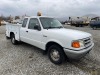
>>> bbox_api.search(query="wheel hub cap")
[50,49,60,61]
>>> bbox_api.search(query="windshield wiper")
[45,27,56,29]
[55,26,63,28]
[45,26,63,29]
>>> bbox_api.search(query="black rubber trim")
[64,44,92,51]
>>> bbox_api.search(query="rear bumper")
[64,43,94,59]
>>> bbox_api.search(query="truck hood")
[44,28,91,40]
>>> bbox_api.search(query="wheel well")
[46,42,63,52]
[10,32,14,38]
[45,41,67,59]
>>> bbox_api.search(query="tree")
[15,16,20,20]
[69,17,71,20]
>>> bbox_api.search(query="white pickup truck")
[6,16,94,64]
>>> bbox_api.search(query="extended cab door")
[20,18,29,42]
[24,18,43,48]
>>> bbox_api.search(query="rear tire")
[48,45,66,65]
[6,36,10,39]
[11,34,18,45]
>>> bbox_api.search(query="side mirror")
[34,25,41,31]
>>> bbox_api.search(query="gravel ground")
[0,25,100,75]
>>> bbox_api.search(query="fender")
[45,39,64,49]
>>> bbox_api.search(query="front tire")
[48,45,66,65]
[11,34,17,45]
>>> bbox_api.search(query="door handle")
[26,31,28,33]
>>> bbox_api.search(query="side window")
[22,18,28,27]
[28,18,40,29]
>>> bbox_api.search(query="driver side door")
[26,18,43,48]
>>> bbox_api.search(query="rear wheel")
[11,34,17,45]
[48,45,66,65]
[6,36,10,39]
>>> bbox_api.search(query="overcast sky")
[0,0,100,17]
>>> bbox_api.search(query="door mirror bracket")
[34,25,41,31]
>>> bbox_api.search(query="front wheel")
[48,45,66,65]
[11,34,18,45]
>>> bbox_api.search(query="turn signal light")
[72,41,80,48]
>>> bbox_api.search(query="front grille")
[83,37,92,47]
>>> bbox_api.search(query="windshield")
[40,17,63,29]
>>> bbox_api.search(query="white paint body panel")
[6,24,21,41]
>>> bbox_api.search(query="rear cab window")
[22,18,28,27]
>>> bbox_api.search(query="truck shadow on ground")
[18,42,46,58]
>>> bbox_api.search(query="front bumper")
[64,43,94,59]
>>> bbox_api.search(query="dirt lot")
[0,25,100,75]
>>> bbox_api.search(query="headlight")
[72,40,84,48]
[79,40,84,47]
